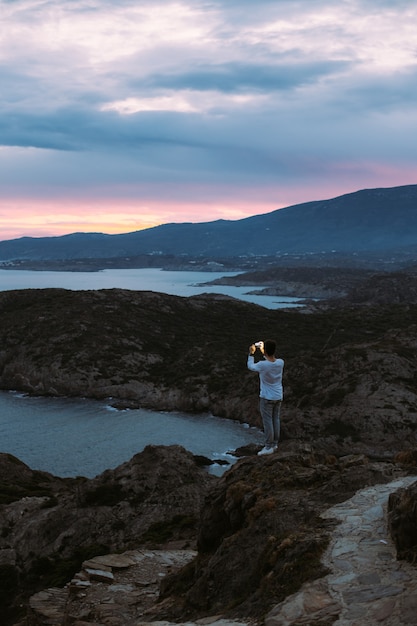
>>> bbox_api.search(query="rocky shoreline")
[1,284,417,624]
[1,287,417,455]
[202,266,417,303]
[2,445,417,626]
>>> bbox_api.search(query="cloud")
[139,60,351,93]
[1,0,417,240]
[340,68,417,115]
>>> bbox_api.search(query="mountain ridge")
[1,183,417,261]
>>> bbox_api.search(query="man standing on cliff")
[247,339,284,456]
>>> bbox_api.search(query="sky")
[1,0,417,241]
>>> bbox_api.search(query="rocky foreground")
[1,284,417,624]
[1,446,417,626]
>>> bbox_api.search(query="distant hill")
[0,184,416,262]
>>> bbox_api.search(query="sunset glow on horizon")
[1,1,417,242]
[0,195,284,241]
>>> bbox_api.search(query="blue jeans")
[259,398,281,448]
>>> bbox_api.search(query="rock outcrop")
[3,446,417,626]
[203,266,377,299]
[156,448,416,623]
[0,446,213,625]
[27,548,198,626]
[205,266,417,307]
[320,271,417,307]
[388,479,417,564]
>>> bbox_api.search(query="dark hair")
[264,339,276,356]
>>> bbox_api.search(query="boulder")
[388,480,417,563]
[0,446,213,625]
[158,448,408,622]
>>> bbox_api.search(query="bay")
[0,391,263,478]
[0,267,303,309]
[0,267,292,479]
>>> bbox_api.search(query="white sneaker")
[258,446,274,456]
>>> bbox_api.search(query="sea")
[0,267,302,309]
[0,267,300,478]
[0,391,263,478]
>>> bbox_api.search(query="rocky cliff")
[2,447,417,625]
[2,286,417,624]
[0,446,213,625]
[1,287,417,457]
[388,477,417,564]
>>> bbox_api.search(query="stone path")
[28,476,417,626]
[266,475,417,626]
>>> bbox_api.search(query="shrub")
[324,419,360,441]
[28,543,109,588]
[140,515,196,544]
[81,483,125,507]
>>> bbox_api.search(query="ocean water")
[0,267,293,478]
[0,391,263,478]
[0,267,303,309]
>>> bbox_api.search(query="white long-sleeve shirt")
[247,355,284,401]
